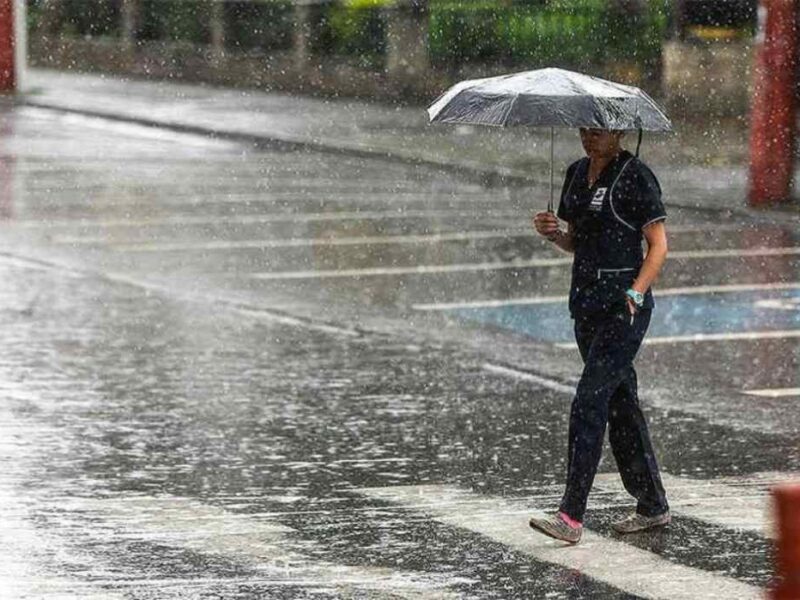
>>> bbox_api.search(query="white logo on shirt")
[590,187,607,211]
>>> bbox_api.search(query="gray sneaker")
[528,513,582,544]
[611,511,671,534]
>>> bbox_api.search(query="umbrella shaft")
[549,127,554,213]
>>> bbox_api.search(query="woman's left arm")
[628,221,668,313]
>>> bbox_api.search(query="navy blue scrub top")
[556,150,667,318]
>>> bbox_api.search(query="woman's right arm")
[532,213,575,253]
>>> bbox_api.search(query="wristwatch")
[625,288,644,307]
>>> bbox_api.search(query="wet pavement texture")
[0,103,797,598]
[24,68,800,218]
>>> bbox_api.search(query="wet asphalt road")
[0,105,798,598]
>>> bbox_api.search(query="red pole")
[772,483,800,599]
[0,0,14,92]
[749,0,798,206]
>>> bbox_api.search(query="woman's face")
[579,128,623,158]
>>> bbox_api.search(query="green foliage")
[326,0,388,66]
[223,0,294,52]
[428,0,669,69]
[32,0,671,74]
[138,0,211,44]
[59,0,120,37]
[429,3,503,63]
[500,9,600,66]
[26,0,44,33]
[344,0,389,7]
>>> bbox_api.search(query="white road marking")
[554,329,800,349]
[232,306,362,337]
[35,257,373,340]
[669,246,800,259]
[0,250,362,339]
[742,387,800,398]
[0,495,127,598]
[413,281,800,311]
[662,224,772,233]
[653,282,800,295]
[9,209,522,228]
[483,363,575,395]
[755,297,800,310]
[95,272,363,338]
[0,254,84,281]
[25,106,243,149]
[483,364,799,425]
[594,473,780,538]
[250,258,573,280]
[30,190,496,206]
[415,294,567,310]
[360,485,762,600]
[0,407,129,599]
[59,229,533,251]
[248,247,800,281]
[617,329,800,347]
[47,224,776,250]
[65,494,465,599]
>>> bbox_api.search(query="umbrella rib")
[500,93,520,127]
[637,90,673,131]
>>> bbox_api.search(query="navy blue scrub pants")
[559,308,669,523]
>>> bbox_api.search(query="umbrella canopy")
[428,67,672,132]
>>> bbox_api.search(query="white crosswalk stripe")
[64,494,465,598]
[593,472,791,539]
[360,483,764,600]
[742,387,800,398]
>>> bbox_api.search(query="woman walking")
[529,127,670,544]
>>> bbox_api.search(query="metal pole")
[749,0,797,206]
[772,482,800,599]
[0,0,15,92]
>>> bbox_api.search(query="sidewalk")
[22,68,799,220]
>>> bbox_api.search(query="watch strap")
[625,288,644,306]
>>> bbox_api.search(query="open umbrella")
[427,68,673,212]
